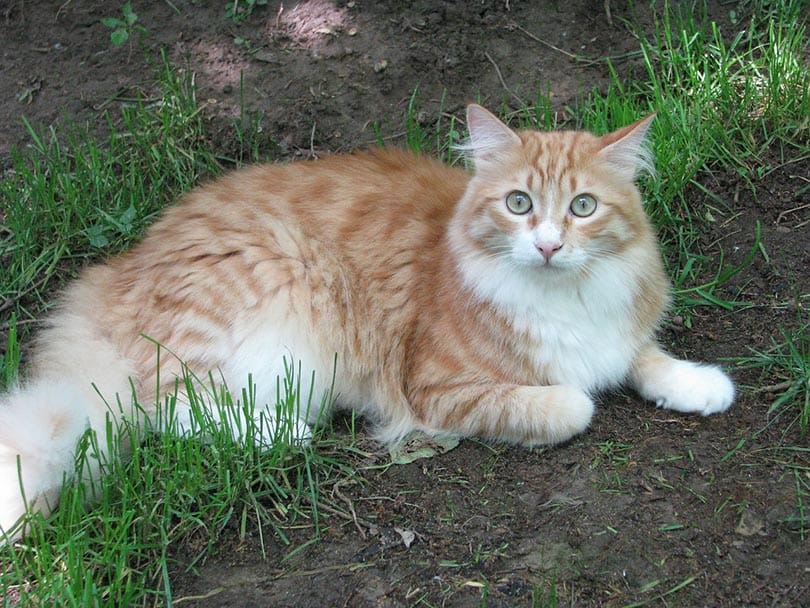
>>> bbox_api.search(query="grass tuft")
[0,52,220,345]
[1,358,350,606]
[736,319,810,439]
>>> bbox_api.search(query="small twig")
[776,202,810,226]
[273,561,370,579]
[753,380,795,394]
[361,128,407,147]
[315,500,376,536]
[759,157,810,180]
[56,0,73,20]
[331,478,367,538]
[0,317,39,332]
[0,274,50,315]
[173,588,225,605]
[275,1,285,29]
[604,0,613,26]
[510,22,580,61]
[483,52,526,108]
[309,122,318,160]
[705,227,742,251]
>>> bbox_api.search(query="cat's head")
[452,104,656,279]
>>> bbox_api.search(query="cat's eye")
[570,194,598,217]
[505,191,532,215]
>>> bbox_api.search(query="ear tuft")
[456,104,521,169]
[597,114,656,180]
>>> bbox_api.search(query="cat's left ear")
[597,114,656,180]
[461,104,522,169]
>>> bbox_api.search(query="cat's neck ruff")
[450,240,648,392]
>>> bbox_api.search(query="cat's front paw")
[641,360,735,415]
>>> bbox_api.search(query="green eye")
[505,191,532,215]
[570,194,598,217]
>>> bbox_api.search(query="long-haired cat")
[0,104,734,540]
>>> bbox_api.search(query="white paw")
[644,360,735,415]
[554,385,596,436]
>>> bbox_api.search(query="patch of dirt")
[1,1,808,606]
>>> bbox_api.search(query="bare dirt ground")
[1,1,808,606]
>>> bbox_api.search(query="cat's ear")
[460,104,521,168]
[597,114,656,180]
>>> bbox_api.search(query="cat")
[0,104,734,541]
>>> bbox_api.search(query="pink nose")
[536,242,563,261]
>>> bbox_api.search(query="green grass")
[1,1,809,605]
[546,1,806,316]
[2,312,353,606]
[1,359,351,606]
[0,52,220,338]
[737,316,810,438]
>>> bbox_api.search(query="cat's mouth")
[531,257,568,273]
[528,251,587,276]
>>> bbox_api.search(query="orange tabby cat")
[0,105,734,540]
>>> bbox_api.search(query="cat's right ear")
[460,104,521,169]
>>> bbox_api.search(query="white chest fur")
[460,252,647,394]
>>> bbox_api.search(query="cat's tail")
[0,379,101,542]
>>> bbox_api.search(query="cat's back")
[142,148,468,259]
[89,149,468,365]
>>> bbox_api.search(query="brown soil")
[1,1,808,606]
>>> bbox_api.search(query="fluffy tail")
[0,379,101,542]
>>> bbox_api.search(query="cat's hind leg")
[208,348,338,449]
[629,341,735,415]
[168,382,316,449]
